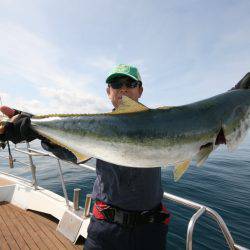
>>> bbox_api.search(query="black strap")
[99,204,169,228]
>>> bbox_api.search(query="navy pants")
[84,216,168,250]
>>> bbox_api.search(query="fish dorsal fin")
[196,143,213,167]
[111,96,149,115]
[173,160,191,182]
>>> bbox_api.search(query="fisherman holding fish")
[0,65,250,250]
[0,65,171,250]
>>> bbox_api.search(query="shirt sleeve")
[41,140,77,163]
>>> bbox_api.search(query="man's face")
[106,77,143,109]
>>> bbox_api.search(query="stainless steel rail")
[12,143,70,208]
[1,143,248,250]
[26,142,38,190]
[163,193,247,250]
[186,206,206,250]
[57,158,70,208]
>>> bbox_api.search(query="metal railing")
[0,142,248,250]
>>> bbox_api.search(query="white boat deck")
[0,175,87,249]
[0,177,14,186]
[0,201,83,249]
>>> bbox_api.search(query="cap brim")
[106,73,138,83]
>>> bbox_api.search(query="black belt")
[97,204,170,228]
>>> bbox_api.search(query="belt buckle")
[126,212,137,228]
[140,210,155,224]
[114,210,137,228]
[100,206,116,222]
[113,209,125,225]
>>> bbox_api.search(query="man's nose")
[120,84,128,92]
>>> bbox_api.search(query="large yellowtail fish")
[30,89,250,181]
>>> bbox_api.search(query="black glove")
[0,109,78,163]
[231,72,250,90]
[41,140,77,163]
[0,113,39,144]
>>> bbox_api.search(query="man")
[0,64,170,250]
[84,65,170,250]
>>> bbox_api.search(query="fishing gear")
[0,96,14,167]
[7,141,14,168]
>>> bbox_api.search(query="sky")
[0,0,250,114]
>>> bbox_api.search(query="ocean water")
[0,135,249,250]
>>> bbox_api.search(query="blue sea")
[0,135,249,250]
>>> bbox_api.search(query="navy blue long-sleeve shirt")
[92,159,163,211]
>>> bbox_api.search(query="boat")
[0,141,248,250]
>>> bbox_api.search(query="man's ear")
[138,86,143,98]
[106,86,111,99]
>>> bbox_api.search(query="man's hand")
[0,123,5,135]
[0,106,38,144]
[0,106,19,135]
[0,106,16,118]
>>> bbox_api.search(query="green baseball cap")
[106,64,142,83]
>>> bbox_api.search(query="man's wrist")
[13,109,22,116]
[13,109,33,118]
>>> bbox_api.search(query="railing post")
[84,194,92,217]
[73,188,81,211]
[57,159,70,209]
[186,206,206,250]
[163,192,240,250]
[26,142,38,190]
[206,207,236,250]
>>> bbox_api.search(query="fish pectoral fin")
[196,143,213,167]
[173,160,191,182]
[59,148,91,164]
[76,155,92,164]
[69,149,91,164]
[110,96,149,114]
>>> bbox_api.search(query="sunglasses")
[109,81,140,89]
